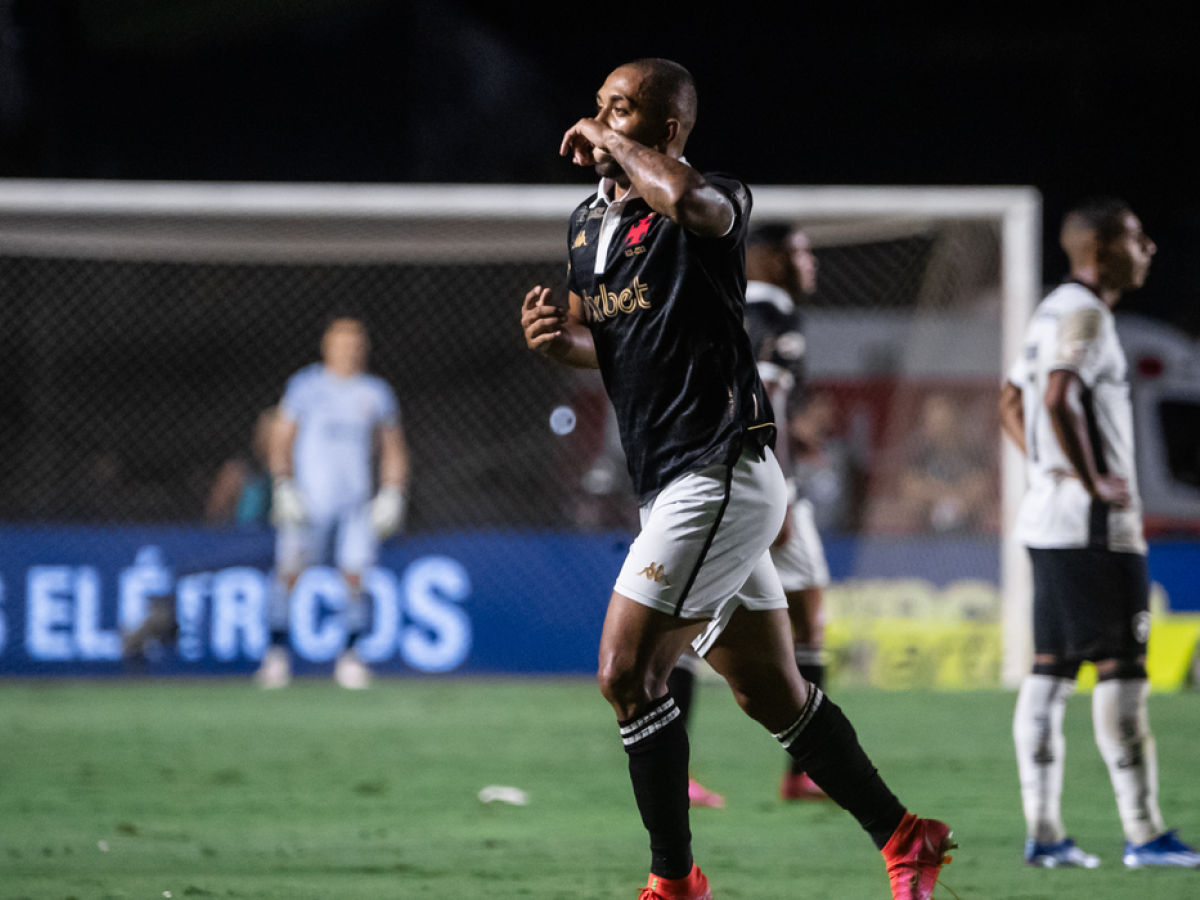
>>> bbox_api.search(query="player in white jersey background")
[1000,198,1200,869]
[666,223,833,807]
[257,316,410,689]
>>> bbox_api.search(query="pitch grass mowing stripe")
[2,680,1198,899]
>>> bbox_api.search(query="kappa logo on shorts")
[637,562,669,585]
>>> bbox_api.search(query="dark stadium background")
[2,0,1198,333]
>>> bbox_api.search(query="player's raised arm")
[560,62,733,238]
[520,285,598,369]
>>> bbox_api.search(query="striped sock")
[776,690,906,849]
[620,694,693,879]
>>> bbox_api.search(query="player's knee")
[1095,657,1147,681]
[1032,658,1080,680]
[596,657,653,714]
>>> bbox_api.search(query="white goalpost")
[0,179,1040,686]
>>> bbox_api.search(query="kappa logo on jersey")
[637,562,669,585]
[583,276,652,323]
[625,213,655,246]
[573,230,587,248]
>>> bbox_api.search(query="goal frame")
[0,179,1041,687]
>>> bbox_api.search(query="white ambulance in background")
[1116,314,1200,535]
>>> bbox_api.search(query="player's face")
[788,231,819,296]
[1099,213,1155,293]
[322,319,369,375]
[593,66,671,180]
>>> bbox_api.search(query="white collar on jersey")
[591,156,690,207]
[745,280,795,315]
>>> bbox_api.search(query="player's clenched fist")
[521,285,568,355]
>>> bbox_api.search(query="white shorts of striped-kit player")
[771,498,830,592]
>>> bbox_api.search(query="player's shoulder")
[570,191,602,226]
[745,281,795,316]
[702,171,751,208]
[287,363,326,389]
[359,371,395,393]
[1041,281,1107,316]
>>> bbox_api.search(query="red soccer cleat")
[780,771,828,801]
[638,865,713,900]
[882,812,955,900]
[688,778,725,809]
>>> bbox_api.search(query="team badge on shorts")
[1133,611,1151,644]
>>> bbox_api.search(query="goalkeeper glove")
[271,477,307,527]
[370,485,406,538]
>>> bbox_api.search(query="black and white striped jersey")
[1006,281,1145,553]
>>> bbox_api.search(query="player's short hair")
[323,312,369,335]
[1063,197,1131,244]
[626,58,697,132]
[747,223,794,249]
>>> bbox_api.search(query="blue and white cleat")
[1123,830,1200,868]
[1024,837,1100,868]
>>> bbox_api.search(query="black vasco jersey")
[744,281,806,391]
[566,173,776,502]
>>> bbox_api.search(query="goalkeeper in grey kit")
[257,316,410,689]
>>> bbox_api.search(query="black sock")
[795,644,824,690]
[619,693,693,879]
[789,647,825,775]
[776,690,906,850]
[666,666,695,726]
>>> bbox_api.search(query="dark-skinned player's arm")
[560,120,733,238]
[998,380,1026,455]
[521,285,598,369]
[1044,368,1130,509]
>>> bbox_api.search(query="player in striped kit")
[668,223,832,805]
[1001,198,1200,869]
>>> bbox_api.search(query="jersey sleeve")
[698,173,751,247]
[1052,305,1105,385]
[743,302,778,363]
[373,379,400,427]
[1005,347,1028,387]
[279,371,309,422]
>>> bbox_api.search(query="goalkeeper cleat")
[688,778,724,809]
[883,812,955,900]
[780,771,828,801]
[1123,830,1200,868]
[637,864,713,900]
[1024,837,1100,868]
[255,646,291,689]
[334,649,371,690]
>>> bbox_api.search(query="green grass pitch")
[2,679,1199,899]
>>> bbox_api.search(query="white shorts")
[771,499,830,592]
[614,444,788,657]
[276,502,376,578]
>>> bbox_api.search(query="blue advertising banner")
[0,527,626,677]
[1,526,1196,677]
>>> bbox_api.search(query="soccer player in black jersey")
[520,58,952,900]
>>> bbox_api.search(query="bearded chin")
[594,158,624,180]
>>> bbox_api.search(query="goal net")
[0,180,1039,683]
